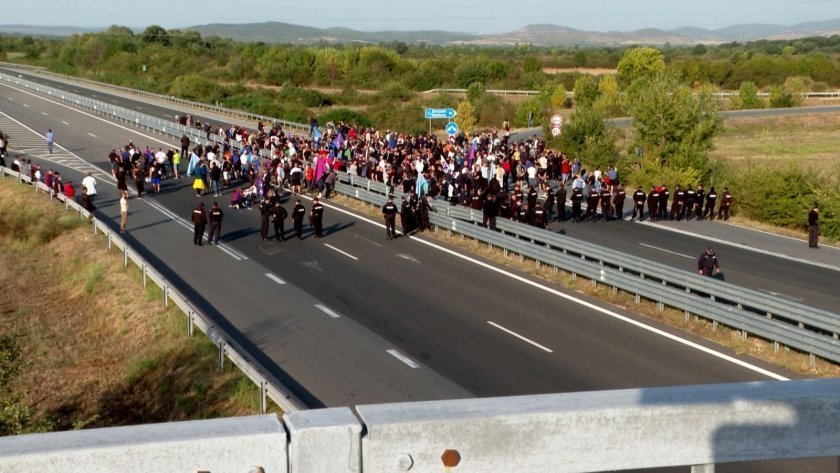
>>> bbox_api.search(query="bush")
[769,85,795,108]
[473,94,515,128]
[735,81,764,110]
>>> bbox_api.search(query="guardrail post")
[163,286,169,308]
[93,221,97,236]
[142,264,147,287]
[187,311,194,337]
[218,342,225,372]
[810,353,816,367]
[107,231,112,250]
[259,381,267,414]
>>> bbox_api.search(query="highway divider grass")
[333,193,840,379]
[0,179,279,436]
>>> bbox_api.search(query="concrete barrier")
[285,408,362,473]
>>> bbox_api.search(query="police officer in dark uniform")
[718,187,733,220]
[271,200,288,242]
[400,195,413,235]
[571,187,583,223]
[310,197,325,238]
[191,202,207,246]
[585,187,600,222]
[658,184,670,221]
[631,186,646,221]
[647,186,659,222]
[418,196,433,232]
[671,185,685,221]
[556,184,567,222]
[697,246,720,277]
[694,184,705,220]
[483,193,498,230]
[532,202,547,229]
[499,195,511,220]
[259,196,272,240]
[292,199,306,240]
[207,201,223,246]
[703,187,717,220]
[613,185,626,222]
[517,202,530,224]
[808,204,820,248]
[683,185,695,220]
[382,196,398,240]
[599,187,612,222]
[543,190,555,223]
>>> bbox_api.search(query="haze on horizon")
[5,0,839,33]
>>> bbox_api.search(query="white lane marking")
[310,195,790,381]
[7,97,12,101]
[315,304,341,319]
[640,221,840,272]
[22,103,29,108]
[61,120,69,125]
[640,243,694,259]
[487,321,554,353]
[4,80,788,381]
[354,233,385,249]
[40,111,47,116]
[136,106,143,110]
[386,349,419,369]
[87,132,97,138]
[719,220,840,251]
[265,273,286,285]
[396,253,420,264]
[324,243,358,260]
[143,199,247,261]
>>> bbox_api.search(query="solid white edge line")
[639,243,694,259]
[324,243,359,260]
[313,196,790,381]
[639,220,840,272]
[315,303,341,319]
[6,80,788,381]
[386,349,420,369]
[265,273,286,285]
[718,220,840,250]
[487,321,554,353]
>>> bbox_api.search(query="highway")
[3,69,839,472]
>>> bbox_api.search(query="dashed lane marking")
[87,132,97,138]
[639,243,694,259]
[386,349,419,369]
[487,321,554,353]
[265,273,286,285]
[315,304,341,319]
[324,243,358,261]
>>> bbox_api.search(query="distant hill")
[3,19,840,46]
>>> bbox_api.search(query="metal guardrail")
[0,167,305,413]
[0,65,310,136]
[6,68,839,365]
[333,174,840,365]
[422,87,840,99]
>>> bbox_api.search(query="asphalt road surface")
[1,70,838,473]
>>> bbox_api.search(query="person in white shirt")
[119,191,129,234]
[82,172,98,205]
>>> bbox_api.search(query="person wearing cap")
[191,202,207,245]
[382,196,398,240]
[259,196,272,241]
[292,199,306,240]
[808,205,820,248]
[697,246,720,277]
[310,197,325,238]
[207,201,224,246]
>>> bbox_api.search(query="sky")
[6,0,840,33]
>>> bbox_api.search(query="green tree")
[617,47,665,83]
[594,74,623,117]
[735,81,764,110]
[769,85,795,108]
[455,101,477,136]
[467,81,485,104]
[572,75,599,108]
[624,71,724,180]
[557,105,619,171]
[141,25,170,46]
[550,83,568,109]
[523,55,542,74]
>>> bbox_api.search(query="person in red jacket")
[63,181,76,199]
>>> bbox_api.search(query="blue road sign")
[425,108,458,119]
[445,122,459,136]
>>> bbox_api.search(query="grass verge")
[0,179,279,436]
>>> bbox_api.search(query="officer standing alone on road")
[191,202,207,246]
[808,204,820,248]
[292,199,306,240]
[207,201,223,246]
[697,246,721,277]
[382,196,398,240]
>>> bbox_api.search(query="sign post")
[550,114,563,138]
[425,108,458,133]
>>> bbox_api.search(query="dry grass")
[0,180,278,433]
[334,194,840,379]
[713,113,840,173]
